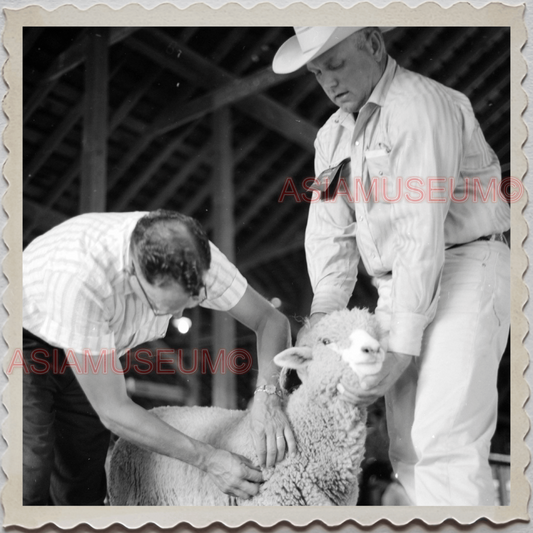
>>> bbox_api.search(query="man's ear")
[274,347,313,369]
[368,29,385,62]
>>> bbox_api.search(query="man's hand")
[250,392,297,469]
[203,447,264,500]
[338,351,413,405]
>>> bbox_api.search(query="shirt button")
[379,171,383,176]
[355,141,359,146]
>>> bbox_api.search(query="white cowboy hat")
[272,27,395,74]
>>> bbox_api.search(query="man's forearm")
[254,309,291,387]
[100,398,213,470]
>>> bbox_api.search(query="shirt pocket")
[365,149,396,202]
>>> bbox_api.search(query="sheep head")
[274,308,385,402]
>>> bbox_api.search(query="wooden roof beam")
[24,199,68,234]
[240,190,307,254]
[26,64,161,232]
[147,143,212,211]
[24,57,128,188]
[236,151,310,230]
[43,27,138,83]
[126,30,317,151]
[112,122,200,211]
[238,236,304,272]
[110,64,162,131]
[149,65,302,138]
[241,201,307,260]
[24,28,137,125]
[232,27,284,74]
[24,100,83,187]
[188,124,272,226]
[107,84,198,190]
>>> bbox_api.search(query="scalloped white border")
[1,1,529,530]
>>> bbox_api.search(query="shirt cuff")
[388,312,428,356]
[311,287,351,316]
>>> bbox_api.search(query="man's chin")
[338,101,361,114]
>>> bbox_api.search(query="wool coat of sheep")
[109,308,385,506]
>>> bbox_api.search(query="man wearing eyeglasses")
[22,209,295,505]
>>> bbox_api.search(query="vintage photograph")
[2,2,528,529]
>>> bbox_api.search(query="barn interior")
[23,26,511,504]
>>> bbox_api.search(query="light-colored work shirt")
[23,212,247,356]
[307,56,510,356]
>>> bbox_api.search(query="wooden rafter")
[112,122,200,211]
[210,28,245,64]
[238,235,304,272]
[24,199,67,236]
[147,142,212,211]
[24,100,83,186]
[237,151,310,230]
[107,84,198,190]
[24,64,160,238]
[124,30,318,151]
[185,124,272,224]
[240,192,306,254]
[149,66,301,138]
[232,28,284,74]
[44,27,138,84]
[24,28,138,125]
[110,64,162,130]
[24,58,127,188]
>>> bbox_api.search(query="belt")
[447,233,507,250]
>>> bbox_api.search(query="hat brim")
[272,27,395,74]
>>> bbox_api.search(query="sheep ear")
[274,347,313,369]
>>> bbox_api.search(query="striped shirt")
[307,56,510,356]
[23,212,247,356]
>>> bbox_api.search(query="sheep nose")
[360,342,384,361]
[340,330,385,380]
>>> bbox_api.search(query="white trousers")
[375,240,510,506]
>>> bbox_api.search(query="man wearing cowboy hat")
[273,27,510,505]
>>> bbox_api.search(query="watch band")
[254,384,283,398]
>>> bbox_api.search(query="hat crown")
[294,27,338,54]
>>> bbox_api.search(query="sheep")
[108,307,385,506]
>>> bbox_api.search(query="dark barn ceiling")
[23,26,511,346]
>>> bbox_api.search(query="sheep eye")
[320,338,331,345]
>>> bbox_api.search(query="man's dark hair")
[131,210,211,296]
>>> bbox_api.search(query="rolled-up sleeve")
[201,243,248,312]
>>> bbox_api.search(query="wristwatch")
[254,384,283,398]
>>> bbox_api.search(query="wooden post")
[80,28,108,213]
[211,106,237,409]
[187,306,202,406]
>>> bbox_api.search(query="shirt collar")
[336,55,398,129]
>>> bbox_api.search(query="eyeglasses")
[131,265,169,316]
[130,265,208,317]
